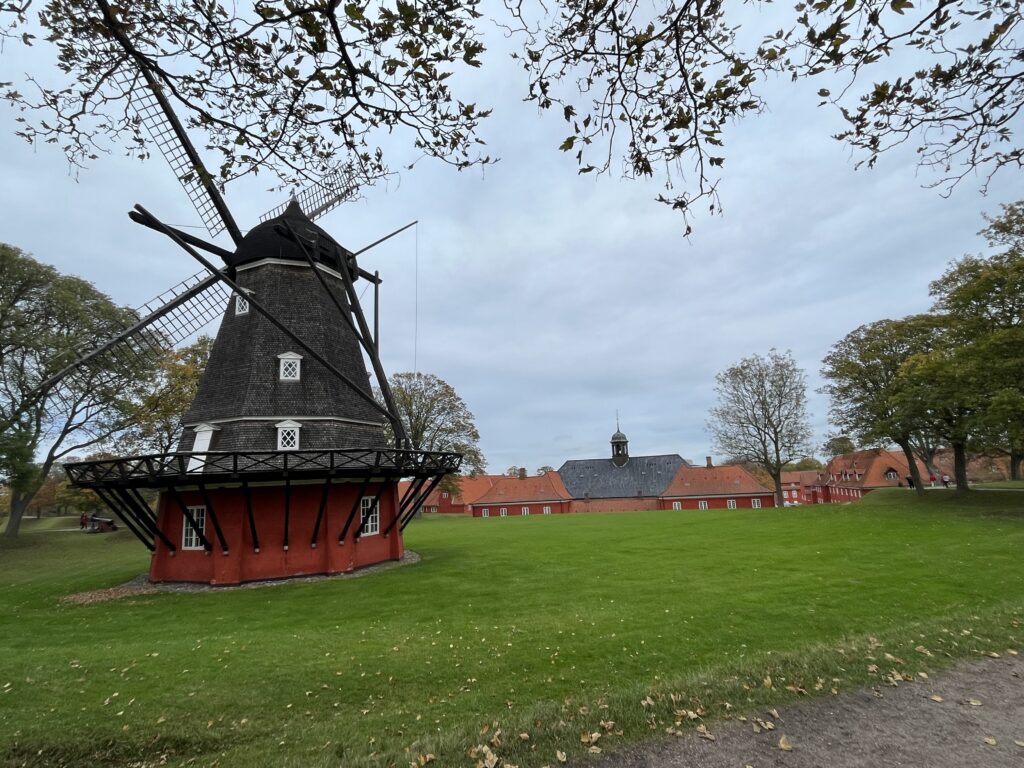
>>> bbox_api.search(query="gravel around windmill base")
[597,655,1024,768]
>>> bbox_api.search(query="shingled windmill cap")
[225,200,343,270]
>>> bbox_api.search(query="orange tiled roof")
[663,464,771,497]
[472,472,572,505]
[454,475,500,505]
[780,470,820,488]
[819,448,925,489]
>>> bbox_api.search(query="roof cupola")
[611,416,629,467]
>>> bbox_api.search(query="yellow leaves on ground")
[778,734,793,751]
[930,694,944,702]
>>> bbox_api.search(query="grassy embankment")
[1,488,1022,767]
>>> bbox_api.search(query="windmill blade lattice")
[260,169,358,223]
[111,67,232,239]
[42,270,232,404]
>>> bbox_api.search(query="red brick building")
[468,469,573,517]
[660,460,775,511]
[780,470,820,505]
[811,449,926,503]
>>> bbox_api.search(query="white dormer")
[276,419,301,451]
[277,351,302,381]
[186,423,221,472]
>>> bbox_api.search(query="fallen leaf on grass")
[779,735,793,751]
[1013,740,1024,747]
[984,737,997,746]
[930,695,944,703]
[968,699,982,706]
[696,724,715,741]
[588,746,602,754]
[556,750,567,763]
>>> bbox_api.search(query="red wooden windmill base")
[66,448,460,586]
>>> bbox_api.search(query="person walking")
[79,512,88,530]
[941,474,951,488]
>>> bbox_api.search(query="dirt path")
[598,656,1024,767]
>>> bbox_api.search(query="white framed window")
[276,419,301,451]
[186,423,219,473]
[441,492,449,498]
[727,499,737,509]
[671,501,682,511]
[278,351,303,381]
[481,508,489,517]
[698,500,709,510]
[235,294,249,315]
[752,498,762,508]
[542,506,551,514]
[499,507,508,517]
[360,496,379,536]
[182,506,206,550]
[782,490,789,498]
[521,507,529,516]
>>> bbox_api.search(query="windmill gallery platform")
[65,203,460,585]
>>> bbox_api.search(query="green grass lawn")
[975,479,1024,490]
[2,489,1023,768]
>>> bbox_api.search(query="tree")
[706,349,812,507]
[114,336,214,455]
[536,465,554,476]
[2,2,1020,225]
[821,435,857,458]
[821,315,943,496]
[783,457,823,472]
[505,466,522,478]
[383,372,486,489]
[0,244,155,538]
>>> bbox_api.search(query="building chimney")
[518,467,527,480]
[706,456,713,468]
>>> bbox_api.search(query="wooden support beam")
[398,474,445,533]
[282,476,292,551]
[340,473,374,543]
[167,486,213,552]
[243,481,260,553]
[94,488,155,551]
[123,488,177,553]
[311,479,331,548]
[355,484,388,540]
[198,484,229,555]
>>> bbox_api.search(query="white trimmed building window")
[481,508,489,517]
[235,294,249,315]
[499,507,508,517]
[752,498,762,508]
[727,499,737,509]
[698,500,709,510]
[361,496,379,535]
[542,506,551,514]
[278,351,302,381]
[186,423,219,473]
[276,419,301,450]
[182,506,206,549]
[521,507,529,516]
[671,501,682,511]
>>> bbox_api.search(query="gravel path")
[598,656,1024,767]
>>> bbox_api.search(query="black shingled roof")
[557,454,689,499]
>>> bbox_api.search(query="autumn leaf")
[778,735,793,751]
[556,749,567,763]
[984,737,997,746]
[930,694,944,702]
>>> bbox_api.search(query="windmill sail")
[259,168,358,224]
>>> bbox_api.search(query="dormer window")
[276,420,301,451]
[186,423,220,473]
[278,352,302,381]
[235,294,249,315]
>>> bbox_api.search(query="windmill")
[51,32,461,585]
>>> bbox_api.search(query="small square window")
[276,421,301,450]
[481,509,489,518]
[752,499,762,509]
[360,496,379,536]
[280,359,300,380]
[182,506,206,549]
[235,295,249,315]
[727,499,737,509]
[499,507,507,517]
[698,500,709,510]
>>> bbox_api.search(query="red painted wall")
[568,498,660,514]
[470,501,570,517]
[658,494,776,510]
[150,481,403,585]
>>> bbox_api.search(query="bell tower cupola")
[610,416,629,467]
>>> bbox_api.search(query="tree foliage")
[821,434,856,458]
[706,349,812,506]
[383,371,485,480]
[0,243,157,537]
[1,1,1021,224]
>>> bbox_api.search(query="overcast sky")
[1,9,1017,473]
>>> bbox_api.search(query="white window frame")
[671,501,682,510]
[542,506,551,515]
[499,507,508,517]
[186,424,219,473]
[698,500,709,510]
[182,505,206,550]
[276,419,301,451]
[278,351,303,381]
[727,499,737,509]
[235,294,249,315]
[360,496,380,536]
[752,498,762,509]
[441,492,449,498]
[521,507,529,516]
[481,508,489,517]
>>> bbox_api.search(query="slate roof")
[557,454,688,499]
[472,472,572,505]
[180,206,387,452]
[663,464,772,498]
